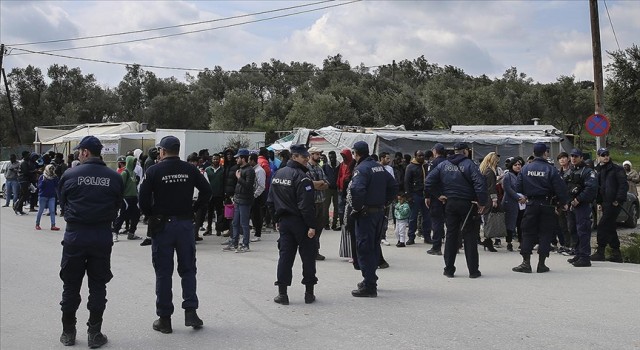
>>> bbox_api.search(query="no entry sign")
[585,114,610,137]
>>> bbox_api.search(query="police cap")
[157,135,180,152]
[352,141,369,155]
[74,136,103,154]
[570,148,583,157]
[533,142,548,154]
[597,148,609,156]
[453,142,469,150]
[290,144,310,157]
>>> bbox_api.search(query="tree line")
[1,46,638,147]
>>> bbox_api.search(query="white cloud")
[1,0,637,87]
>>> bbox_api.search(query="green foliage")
[608,233,640,264]
[2,48,640,148]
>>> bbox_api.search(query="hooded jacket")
[121,156,138,197]
[337,149,353,191]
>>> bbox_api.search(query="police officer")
[592,147,628,263]
[425,142,487,278]
[139,136,212,333]
[349,141,398,297]
[426,143,447,255]
[513,142,569,273]
[267,144,317,305]
[565,149,598,267]
[57,136,123,348]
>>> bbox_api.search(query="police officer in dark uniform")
[565,149,598,267]
[139,136,212,333]
[349,141,398,297]
[425,142,487,278]
[513,142,569,273]
[57,136,123,348]
[267,144,317,305]
[426,143,447,255]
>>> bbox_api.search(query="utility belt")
[526,196,555,207]
[147,213,194,238]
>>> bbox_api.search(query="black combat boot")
[607,248,623,263]
[60,312,76,346]
[512,254,532,273]
[537,255,550,273]
[86,321,108,349]
[152,316,172,334]
[351,281,377,298]
[185,309,203,328]
[590,247,606,261]
[274,285,289,305]
[304,284,316,304]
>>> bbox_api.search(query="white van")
[0,160,9,197]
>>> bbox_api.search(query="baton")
[460,202,477,231]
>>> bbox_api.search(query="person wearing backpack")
[111,156,142,241]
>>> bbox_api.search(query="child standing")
[394,194,410,247]
[35,164,60,231]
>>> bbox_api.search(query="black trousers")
[207,196,224,233]
[596,202,623,250]
[60,241,113,313]
[276,216,318,286]
[251,192,266,237]
[112,197,141,234]
[520,200,556,257]
[13,181,31,213]
[443,199,480,275]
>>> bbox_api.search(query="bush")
[614,233,640,264]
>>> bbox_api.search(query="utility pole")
[0,44,5,73]
[589,0,606,150]
[1,44,23,145]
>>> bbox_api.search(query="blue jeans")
[4,179,19,206]
[232,203,252,247]
[36,196,56,226]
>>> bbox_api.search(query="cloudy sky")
[1,0,638,88]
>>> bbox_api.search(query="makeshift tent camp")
[277,125,572,162]
[155,129,266,160]
[34,122,144,155]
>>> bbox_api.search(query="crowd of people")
[2,136,638,348]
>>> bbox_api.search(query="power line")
[6,46,384,74]
[603,0,621,51]
[8,0,334,47]
[8,0,362,56]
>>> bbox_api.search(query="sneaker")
[378,261,390,269]
[35,225,42,230]
[112,233,119,242]
[316,253,326,261]
[222,245,237,252]
[405,239,415,246]
[140,238,152,246]
[250,237,261,242]
[572,258,592,267]
[567,256,579,264]
[236,245,250,253]
[127,234,142,240]
[396,242,406,248]
[380,239,390,246]
[51,226,61,231]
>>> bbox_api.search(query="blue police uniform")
[57,156,123,341]
[515,155,569,272]
[267,159,317,289]
[427,154,447,252]
[349,147,398,295]
[139,155,212,319]
[565,161,598,264]
[425,152,487,277]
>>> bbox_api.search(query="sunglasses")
[599,153,610,157]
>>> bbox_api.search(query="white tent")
[34,122,144,154]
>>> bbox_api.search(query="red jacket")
[337,149,354,191]
[258,155,271,190]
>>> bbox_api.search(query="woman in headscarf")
[501,156,525,251]
[623,160,639,197]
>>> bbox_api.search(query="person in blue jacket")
[267,144,318,305]
[139,135,212,334]
[348,141,398,297]
[57,136,124,348]
[513,142,569,274]
[565,149,598,267]
[425,142,487,279]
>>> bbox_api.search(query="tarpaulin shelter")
[34,122,145,155]
[278,125,572,162]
